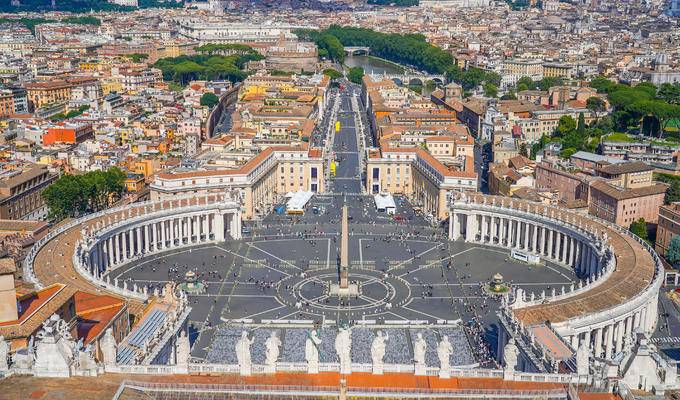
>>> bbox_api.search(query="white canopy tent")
[286,190,314,214]
[374,193,397,215]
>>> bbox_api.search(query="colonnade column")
[522,223,528,250]
[594,327,603,357]
[481,215,488,243]
[144,225,150,253]
[615,320,624,354]
[152,222,158,251]
[605,325,614,359]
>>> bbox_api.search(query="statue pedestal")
[308,361,319,374]
[239,364,252,376]
[415,363,427,376]
[439,367,451,379]
[264,363,276,374]
[372,364,384,375]
[330,282,359,297]
[339,363,352,375]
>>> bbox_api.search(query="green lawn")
[604,132,635,142]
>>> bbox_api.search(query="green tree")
[667,236,680,265]
[590,76,617,94]
[200,92,219,108]
[517,77,536,91]
[323,68,342,79]
[577,112,586,136]
[654,173,680,204]
[500,92,517,100]
[518,142,528,157]
[555,115,577,137]
[483,82,498,98]
[560,147,577,159]
[629,218,649,242]
[658,83,680,105]
[348,67,364,84]
[537,77,564,91]
[586,96,606,119]
[43,167,126,221]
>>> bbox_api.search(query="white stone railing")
[107,361,577,384]
[511,249,616,309]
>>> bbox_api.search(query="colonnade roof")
[457,194,656,326]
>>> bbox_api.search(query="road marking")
[396,247,477,277]
[326,238,331,269]
[245,242,303,271]
[243,305,287,320]
[359,238,364,266]
[402,305,446,321]
[213,246,292,277]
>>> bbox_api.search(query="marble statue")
[0,335,8,372]
[34,314,76,378]
[335,326,352,375]
[437,335,453,379]
[235,331,253,376]
[413,332,427,375]
[264,331,281,373]
[176,330,190,367]
[100,328,117,367]
[503,338,519,374]
[371,330,388,375]
[76,343,98,375]
[305,329,322,374]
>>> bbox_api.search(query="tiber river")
[344,54,436,97]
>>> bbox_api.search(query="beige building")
[366,147,477,220]
[25,80,72,110]
[151,146,324,219]
[588,180,667,227]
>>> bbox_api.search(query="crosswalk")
[651,336,680,344]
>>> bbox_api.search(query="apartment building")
[535,161,591,204]
[25,80,72,111]
[655,203,680,258]
[501,59,544,88]
[588,180,667,226]
[0,164,57,220]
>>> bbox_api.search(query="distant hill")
[367,0,419,6]
[0,0,182,13]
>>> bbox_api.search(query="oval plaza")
[16,182,672,397]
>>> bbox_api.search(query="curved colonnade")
[449,193,663,361]
[25,194,242,303]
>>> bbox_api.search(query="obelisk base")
[330,282,359,297]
